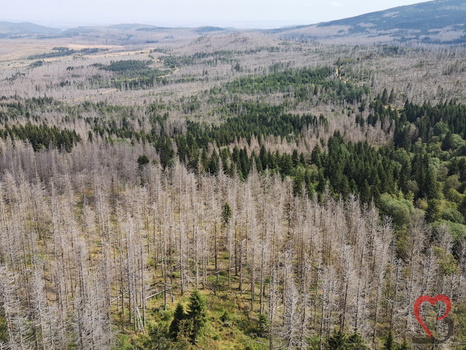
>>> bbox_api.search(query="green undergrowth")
[114,289,269,350]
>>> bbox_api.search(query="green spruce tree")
[186,290,207,344]
[169,303,186,339]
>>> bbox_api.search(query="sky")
[1,0,430,29]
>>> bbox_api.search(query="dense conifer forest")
[0,24,465,349]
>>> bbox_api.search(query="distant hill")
[0,21,61,36]
[2,1,465,45]
[58,24,231,44]
[273,0,466,44]
[64,24,229,34]
[195,26,228,34]
[0,21,230,40]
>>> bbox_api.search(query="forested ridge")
[0,36,465,350]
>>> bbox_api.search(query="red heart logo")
[414,295,451,338]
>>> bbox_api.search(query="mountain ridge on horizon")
[1,0,465,44]
[273,0,466,44]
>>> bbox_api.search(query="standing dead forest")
[0,27,466,350]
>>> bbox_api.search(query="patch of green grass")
[126,287,269,350]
